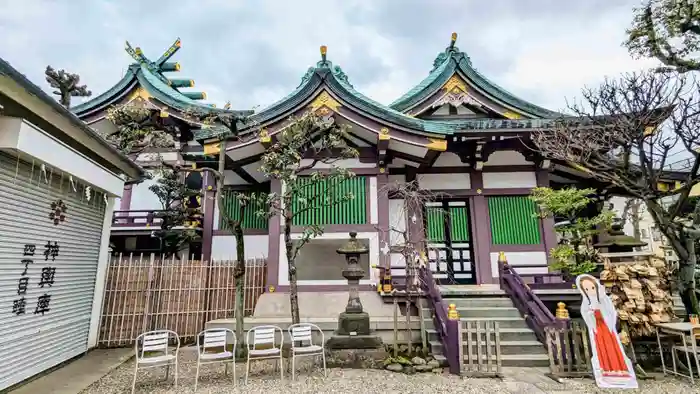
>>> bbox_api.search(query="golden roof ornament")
[450,32,457,48]
[320,45,328,63]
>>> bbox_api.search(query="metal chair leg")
[322,351,327,377]
[174,359,178,388]
[245,357,250,385]
[280,355,284,380]
[291,355,295,381]
[194,362,200,392]
[131,365,138,394]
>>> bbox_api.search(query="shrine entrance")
[424,200,476,284]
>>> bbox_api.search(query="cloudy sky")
[0,0,657,113]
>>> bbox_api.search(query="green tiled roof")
[72,39,251,119]
[390,42,561,118]
[193,54,562,141]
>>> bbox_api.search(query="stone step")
[428,339,545,355]
[422,306,521,319]
[437,298,515,309]
[432,353,550,367]
[425,327,538,342]
[424,317,529,330]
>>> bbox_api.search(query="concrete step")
[433,353,550,367]
[424,317,529,330]
[425,327,538,342]
[429,339,545,355]
[423,306,521,319]
[437,298,515,309]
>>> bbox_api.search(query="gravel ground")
[82,348,700,394]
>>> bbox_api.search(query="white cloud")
[0,0,657,113]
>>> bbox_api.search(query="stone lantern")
[594,222,647,253]
[327,232,382,349]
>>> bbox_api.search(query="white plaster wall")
[484,150,531,166]
[278,231,379,286]
[388,198,407,276]
[482,172,537,188]
[369,176,378,224]
[130,171,162,210]
[388,174,405,184]
[490,251,548,277]
[212,235,269,260]
[432,152,463,167]
[417,173,471,190]
[298,158,376,169]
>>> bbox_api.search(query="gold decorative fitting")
[320,45,327,55]
[378,127,391,141]
[207,185,213,191]
[426,138,447,152]
[498,251,507,262]
[442,75,467,93]
[203,142,221,155]
[128,87,151,102]
[174,62,181,71]
[451,32,457,42]
[268,285,275,293]
[135,47,142,55]
[259,128,271,143]
[175,39,181,48]
[503,111,522,120]
[202,92,207,100]
[316,107,330,116]
[309,90,342,113]
[159,108,169,118]
[447,304,459,320]
[189,80,195,87]
[191,163,197,169]
[476,188,482,194]
[379,167,386,173]
[556,302,570,319]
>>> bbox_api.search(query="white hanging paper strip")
[40,163,49,183]
[85,186,92,202]
[69,175,77,192]
[103,194,108,204]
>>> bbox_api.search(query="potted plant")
[530,187,614,281]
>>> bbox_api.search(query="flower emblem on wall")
[48,199,67,226]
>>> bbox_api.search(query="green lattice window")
[219,189,268,230]
[291,176,366,226]
[488,196,541,244]
[425,204,470,242]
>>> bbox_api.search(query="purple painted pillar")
[536,170,557,264]
[445,309,462,375]
[266,179,282,291]
[120,184,133,211]
[470,171,494,284]
[377,173,390,270]
[201,172,216,262]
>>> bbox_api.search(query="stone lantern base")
[326,311,383,349]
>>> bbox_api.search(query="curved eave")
[390,53,562,119]
[72,70,138,118]
[137,65,252,117]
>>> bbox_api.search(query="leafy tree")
[104,104,174,156]
[255,113,359,324]
[185,107,258,350]
[530,71,700,316]
[530,187,614,279]
[626,0,700,72]
[149,161,202,258]
[44,65,92,107]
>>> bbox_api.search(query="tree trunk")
[284,214,300,324]
[645,199,699,316]
[233,218,246,354]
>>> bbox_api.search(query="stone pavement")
[9,348,132,394]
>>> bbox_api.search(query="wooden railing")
[419,265,462,374]
[508,264,575,290]
[498,253,561,343]
[112,209,166,227]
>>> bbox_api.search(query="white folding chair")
[195,328,237,391]
[288,323,327,380]
[245,325,284,383]
[131,329,180,394]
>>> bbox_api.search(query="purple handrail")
[498,256,559,343]
[419,265,460,374]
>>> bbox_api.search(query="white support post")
[88,196,116,349]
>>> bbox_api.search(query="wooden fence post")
[446,303,461,375]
